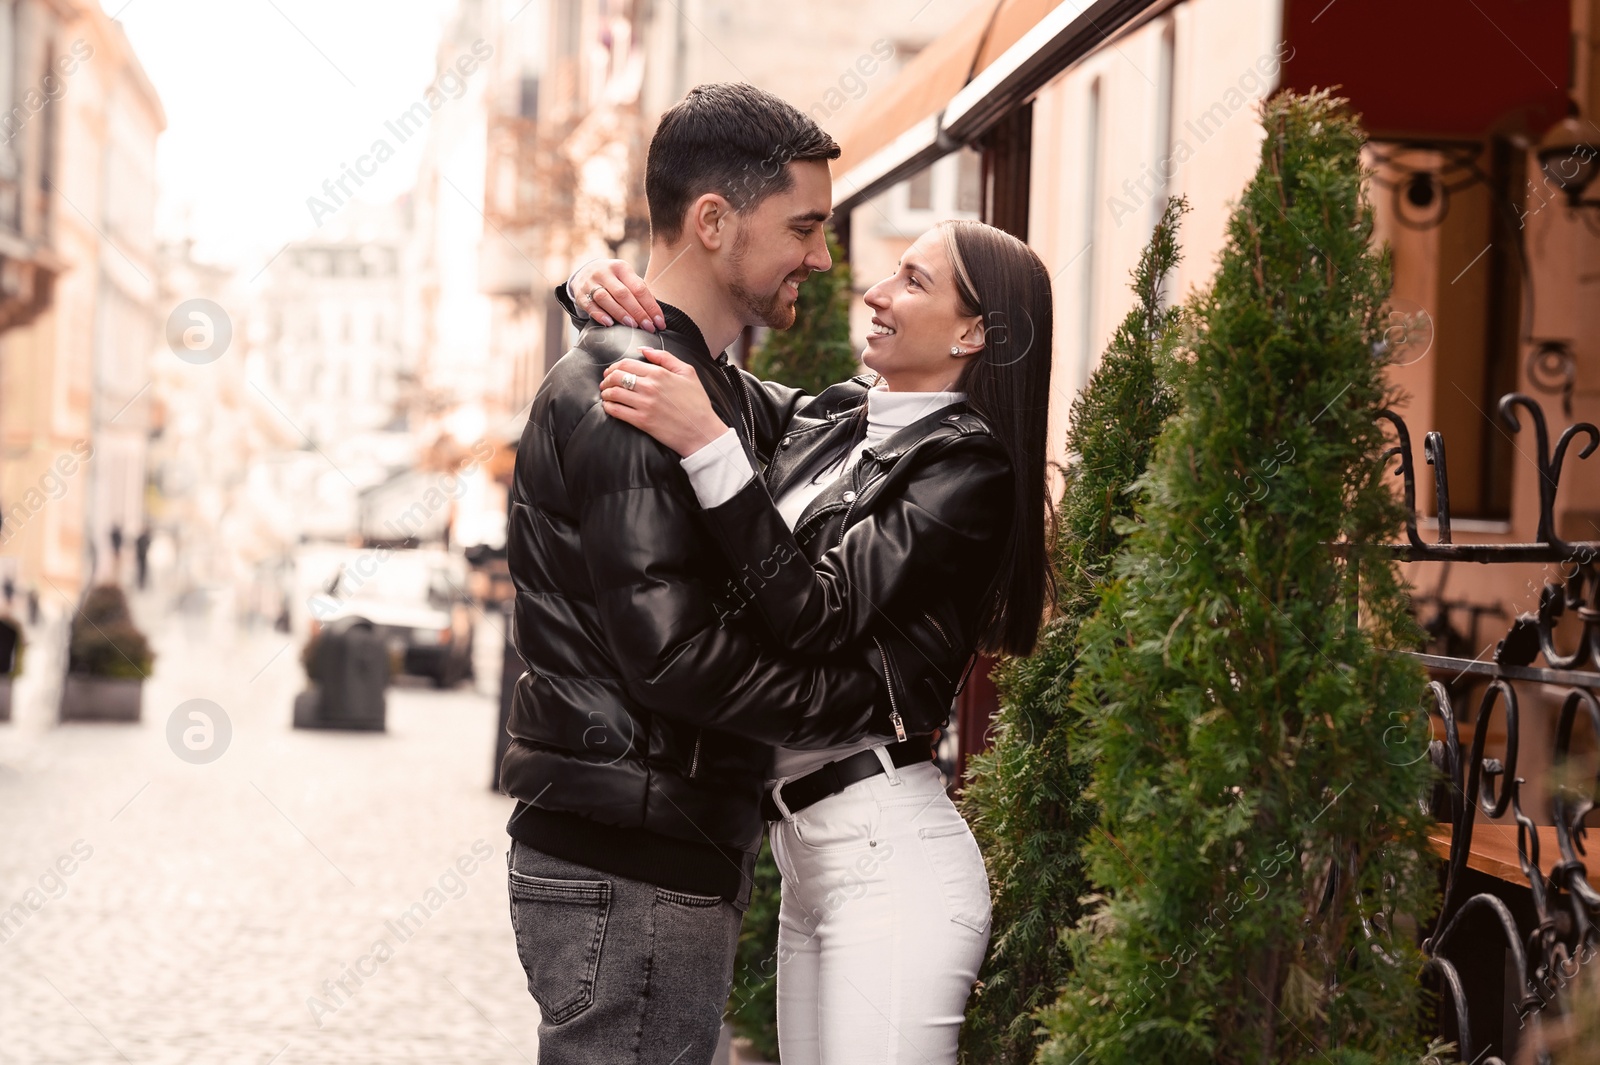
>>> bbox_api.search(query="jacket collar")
[577,301,742,434]
[769,396,986,522]
[657,301,715,361]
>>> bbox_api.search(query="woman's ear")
[954,315,986,357]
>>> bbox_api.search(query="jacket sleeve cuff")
[680,428,755,509]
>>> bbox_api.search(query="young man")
[501,83,892,1065]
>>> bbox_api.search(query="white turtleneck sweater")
[681,386,965,782]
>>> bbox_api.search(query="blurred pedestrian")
[135,527,152,590]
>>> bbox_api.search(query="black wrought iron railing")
[1376,392,1600,1064]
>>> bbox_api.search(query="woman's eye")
[906,275,919,289]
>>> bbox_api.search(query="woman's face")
[861,228,984,393]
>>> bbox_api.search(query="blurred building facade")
[473,0,992,427]
[0,0,162,607]
[830,0,1590,642]
[254,223,407,450]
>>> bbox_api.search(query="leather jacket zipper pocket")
[923,611,952,649]
[872,637,907,742]
[688,729,703,778]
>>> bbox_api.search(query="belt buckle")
[767,775,796,822]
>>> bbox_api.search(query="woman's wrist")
[678,417,730,458]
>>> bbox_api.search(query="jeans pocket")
[791,788,879,852]
[655,887,722,908]
[916,822,991,934]
[508,868,611,1024]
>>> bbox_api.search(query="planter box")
[60,674,143,722]
[0,676,11,723]
[291,687,385,732]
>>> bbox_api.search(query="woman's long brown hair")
[939,219,1055,656]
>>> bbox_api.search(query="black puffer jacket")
[702,375,1013,739]
[500,306,892,904]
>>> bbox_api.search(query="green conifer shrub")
[1039,90,1438,1065]
[960,197,1188,1065]
[68,584,153,680]
[747,231,860,395]
[727,839,784,1061]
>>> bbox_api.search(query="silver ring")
[622,372,637,391]
[588,286,604,305]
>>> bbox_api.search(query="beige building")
[834,0,1597,1056]
[0,0,163,606]
[476,0,991,420]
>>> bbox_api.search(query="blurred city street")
[0,592,537,1064]
[0,0,1590,1061]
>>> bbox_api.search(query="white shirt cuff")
[680,427,756,509]
[566,258,600,319]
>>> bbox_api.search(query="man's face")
[722,160,835,330]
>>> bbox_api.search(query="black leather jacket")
[500,305,892,903]
[704,374,1012,739]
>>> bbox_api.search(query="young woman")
[585,220,1053,1064]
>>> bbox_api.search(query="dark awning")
[1278,0,1570,141]
[830,0,1166,213]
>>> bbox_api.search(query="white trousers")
[768,757,991,1065]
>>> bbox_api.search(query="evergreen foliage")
[727,840,783,1060]
[960,197,1188,1065]
[1039,91,1437,1064]
[69,584,153,679]
[747,231,860,395]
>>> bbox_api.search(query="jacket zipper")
[836,495,858,548]
[924,611,952,649]
[689,730,702,778]
[721,361,755,443]
[834,460,885,547]
[873,637,907,742]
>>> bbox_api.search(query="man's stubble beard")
[727,228,799,331]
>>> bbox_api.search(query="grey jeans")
[508,840,742,1065]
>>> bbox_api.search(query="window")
[906,168,933,211]
[1151,19,1176,237]
[956,148,983,215]
[1078,78,1102,389]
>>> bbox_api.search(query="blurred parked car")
[307,549,475,688]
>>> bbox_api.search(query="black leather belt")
[760,734,934,821]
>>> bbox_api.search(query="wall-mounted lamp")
[1536,114,1600,208]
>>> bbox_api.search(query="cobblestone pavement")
[0,602,542,1064]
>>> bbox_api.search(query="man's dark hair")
[646,82,840,243]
